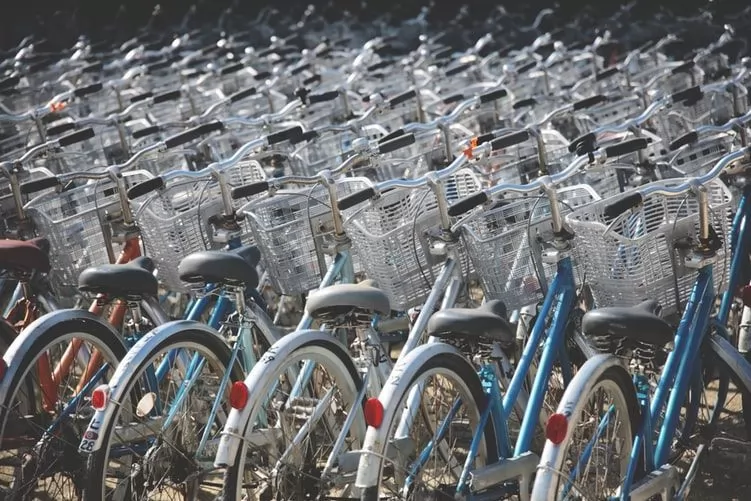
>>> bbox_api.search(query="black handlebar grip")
[516,61,537,74]
[153,89,181,104]
[573,95,607,111]
[491,130,530,150]
[58,127,95,147]
[47,122,77,136]
[220,62,244,76]
[231,181,270,199]
[595,67,619,81]
[512,97,537,109]
[126,177,164,199]
[315,46,332,58]
[308,91,339,104]
[253,71,272,81]
[201,44,221,55]
[229,86,257,103]
[130,91,154,103]
[82,61,103,73]
[378,133,415,153]
[434,46,453,60]
[389,89,417,108]
[303,74,321,86]
[603,192,643,219]
[445,62,473,77]
[290,129,318,144]
[146,59,172,73]
[164,121,224,148]
[671,86,702,104]
[132,125,161,138]
[443,94,464,105]
[447,191,489,217]
[605,138,649,157]
[73,82,103,97]
[20,176,60,194]
[367,60,391,72]
[671,60,695,75]
[0,75,20,91]
[337,187,377,210]
[475,132,495,145]
[669,131,698,151]
[479,88,508,104]
[379,129,405,144]
[568,132,596,153]
[291,63,311,76]
[267,126,303,145]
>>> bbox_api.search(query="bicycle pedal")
[629,464,680,501]
[468,451,538,493]
[709,436,751,469]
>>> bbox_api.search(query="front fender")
[83,320,223,453]
[215,329,354,467]
[0,309,123,405]
[355,342,466,489]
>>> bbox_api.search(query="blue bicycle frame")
[569,189,751,499]
[406,254,580,496]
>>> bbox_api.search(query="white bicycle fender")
[355,342,464,489]
[214,329,351,467]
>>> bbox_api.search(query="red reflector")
[546,413,568,445]
[364,397,384,428]
[742,285,751,308]
[91,385,108,411]
[229,381,249,410]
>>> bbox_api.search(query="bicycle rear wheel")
[358,349,498,501]
[532,355,639,500]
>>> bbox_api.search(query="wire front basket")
[134,160,267,292]
[25,171,153,297]
[344,169,481,311]
[566,178,732,316]
[241,178,370,295]
[460,184,599,311]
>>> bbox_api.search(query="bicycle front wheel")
[532,354,639,501]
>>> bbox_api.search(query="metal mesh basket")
[566,178,733,316]
[460,184,600,311]
[344,169,481,311]
[475,129,572,187]
[573,95,645,134]
[134,160,267,292]
[651,88,735,142]
[241,178,371,295]
[662,131,736,178]
[25,170,153,297]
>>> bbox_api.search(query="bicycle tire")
[221,335,364,501]
[0,315,127,499]
[84,326,246,500]
[359,350,498,501]
[532,357,640,500]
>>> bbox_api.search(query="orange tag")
[49,101,66,113]
[464,137,479,158]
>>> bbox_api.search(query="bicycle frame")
[570,189,751,499]
[404,256,579,496]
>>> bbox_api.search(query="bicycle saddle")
[78,256,158,299]
[427,300,515,346]
[306,279,391,318]
[0,238,51,273]
[582,300,673,346]
[178,245,261,289]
